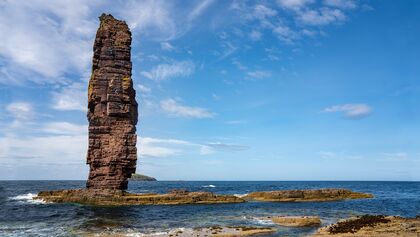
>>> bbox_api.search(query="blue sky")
[1,0,419,180]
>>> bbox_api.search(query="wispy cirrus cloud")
[205,142,249,152]
[0,0,96,83]
[141,60,195,81]
[323,103,372,119]
[160,99,214,118]
[160,42,175,51]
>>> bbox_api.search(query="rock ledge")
[245,188,373,202]
[35,189,244,206]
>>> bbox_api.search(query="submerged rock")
[245,188,373,202]
[313,215,420,236]
[35,189,245,206]
[264,216,321,227]
[86,13,138,190]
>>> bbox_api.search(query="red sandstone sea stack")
[86,14,138,190]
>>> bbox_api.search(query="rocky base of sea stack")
[313,215,420,236]
[244,188,373,202]
[35,189,244,206]
[35,188,373,206]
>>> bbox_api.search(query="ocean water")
[1,181,419,236]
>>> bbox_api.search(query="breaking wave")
[9,193,45,204]
[201,185,216,188]
[233,193,248,198]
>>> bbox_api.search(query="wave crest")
[9,193,45,204]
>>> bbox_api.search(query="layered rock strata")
[86,14,138,190]
[245,189,373,202]
[35,189,245,206]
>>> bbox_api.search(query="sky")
[0,0,419,181]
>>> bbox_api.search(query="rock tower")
[86,14,138,190]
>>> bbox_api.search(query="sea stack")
[86,14,138,190]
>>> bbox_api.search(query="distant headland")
[129,173,157,181]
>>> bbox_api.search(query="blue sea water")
[1,181,419,236]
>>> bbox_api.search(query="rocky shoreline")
[35,188,372,206]
[312,215,420,236]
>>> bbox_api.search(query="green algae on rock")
[245,188,373,202]
[35,189,245,206]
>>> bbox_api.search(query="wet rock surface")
[245,188,373,202]
[86,14,138,190]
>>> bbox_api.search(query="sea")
[1,181,419,236]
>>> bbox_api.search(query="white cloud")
[0,1,95,82]
[273,25,299,43]
[43,122,87,135]
[323,0,357,9]
[52,82,87,111]
[0,134,87,163]
[141,60,195,81]
[160,42,175,51]
[252,4,277,20]
[247,70,272,79]
[122,0,214,41]
[250,30,262,41]
[120,0,177,41]
[277,0,314,10]
[323,103,372,118]
[298,8,347,26]
[188,0,215,21]
[160,99,214,118]
[137,84,151,94]
[138,137,190,158]
[6,102,33,121]
[232,60,248,70]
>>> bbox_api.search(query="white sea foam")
[9,193,45,204]
[202,184,216,188]
[126,228,189,237]
[252,217,274,226]
[240,216,275,226]
[233,193,248,198]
